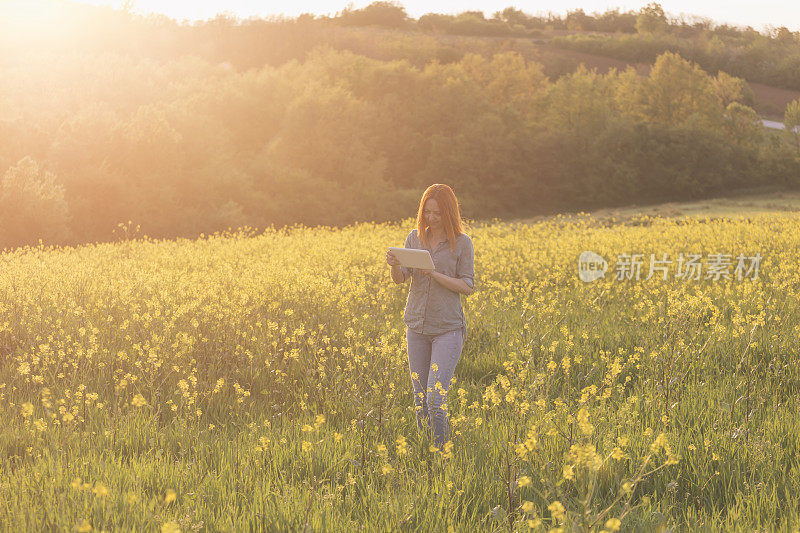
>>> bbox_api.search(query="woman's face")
[423,198,442,229]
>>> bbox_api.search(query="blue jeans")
[406,326,464,446]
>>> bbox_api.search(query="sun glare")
[1,0,73,40]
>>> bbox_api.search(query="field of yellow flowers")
[2,213,800,531]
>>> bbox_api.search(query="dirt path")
[504,186,800,226]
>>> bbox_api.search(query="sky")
[72,1,800,32]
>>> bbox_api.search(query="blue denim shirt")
[401,228,475,336]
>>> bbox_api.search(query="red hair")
[416,184,469,252]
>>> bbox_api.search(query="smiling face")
[423,198,442,231]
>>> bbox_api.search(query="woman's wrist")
[390,264,405,282]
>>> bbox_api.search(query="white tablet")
[389,247,435,270]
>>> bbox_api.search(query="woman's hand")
[387,250,410,284]
[386,250,401,266]
[418,268,434,278]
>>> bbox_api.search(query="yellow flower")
[562,464,574,481]
[475,417,483,427]
[164,489,177,504]
[74,519,92,532]
[605,518,621,531]
[396,435,408,456]
[548,500,565,521]
[587,451,603,472]
[518,475,531,487]
[441,440,454,459]
[131,394,147,407]
[21,402,34,418]
[521,500,535,513]
[92,482,109,498]
[431,363,438,372]
[302,441,313,452]
[381,463,393,475]
[650,432,668,453]
[576,408,594,436]
[515,442,528,458]
[161,521,181,533]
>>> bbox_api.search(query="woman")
[385,184,475,447]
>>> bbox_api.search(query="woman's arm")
[434,235,474,295]
[428,271,472,295]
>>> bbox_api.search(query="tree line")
[1,2,799,249]
[339,2,800,92]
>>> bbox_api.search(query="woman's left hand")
[419,269,435,278]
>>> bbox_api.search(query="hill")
[1,1,799,250]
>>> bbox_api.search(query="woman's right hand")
[386,250,401,267]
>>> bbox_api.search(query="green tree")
[612,66,647,121]
[639,52,722,128]
[784,99,800,154]
[546,65,614,134]
[0,157,72,248]
[723,102,763,148]
[339,1,409,28]
[565,9,593,31]
[712,71,754,108]
[456,52,548,107]
[268,84,387,190]
[773,26,796,45]
[636,2,668,34]
[494,7,533,29]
